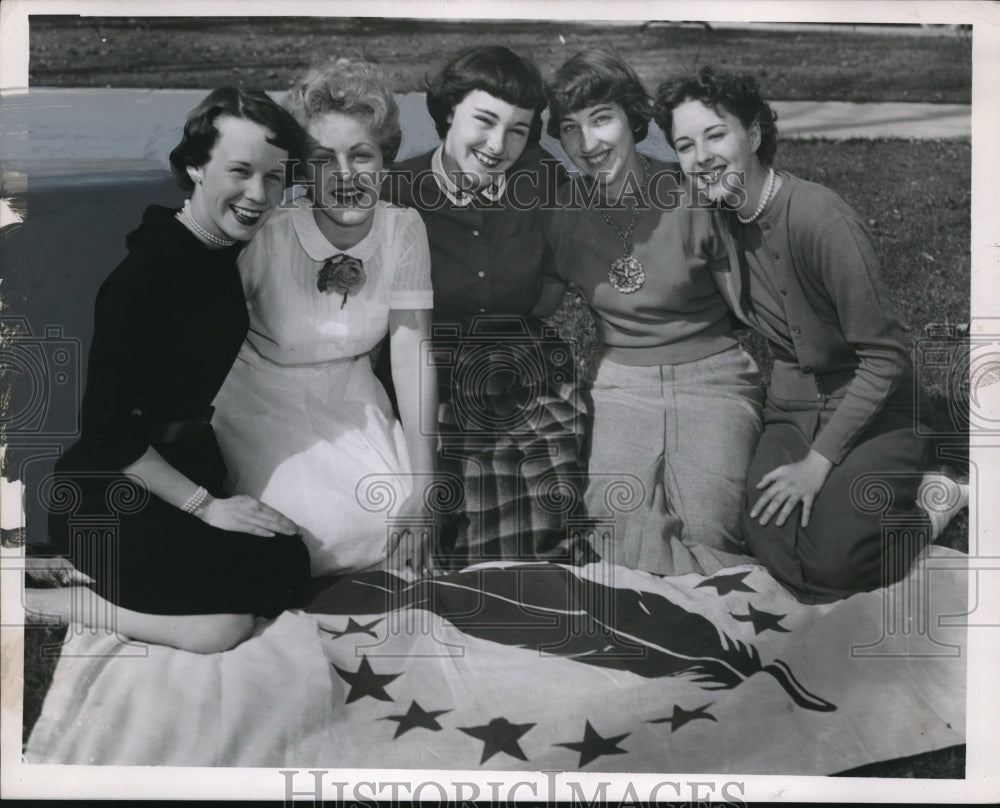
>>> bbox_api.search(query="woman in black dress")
[27,88,312,652]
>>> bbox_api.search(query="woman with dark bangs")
[29,88,311,652]
[654,66,968,601]
[541,51,763,575]
[383,45,593,569]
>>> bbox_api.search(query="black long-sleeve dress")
[49,205,310,616]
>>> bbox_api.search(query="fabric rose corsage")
[317,254,366,309]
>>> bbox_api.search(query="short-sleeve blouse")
[239,199,433,365]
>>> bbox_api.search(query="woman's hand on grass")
[750,449,834,528]
[196,495,299,537]
[384,492,435,576]
[25,556,94,587]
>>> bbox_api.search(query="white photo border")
[2,0,998,803]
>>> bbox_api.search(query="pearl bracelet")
[181,486,209,514]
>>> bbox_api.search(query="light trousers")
[584,345,764,574]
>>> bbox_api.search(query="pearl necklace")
[737,168,776,225]
[177,199,236,247]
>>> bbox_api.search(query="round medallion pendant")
[608,255,646,294]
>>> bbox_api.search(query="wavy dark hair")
[168,86,308,191]
[653,66,779,167]
[284,56,402,163]
[545,50,653,142]
[425,45,546,145]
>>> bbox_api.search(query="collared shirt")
[429,145,507,207]
[386,144,567,325]
[239,199,432,366]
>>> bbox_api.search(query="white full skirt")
[213,344,413,576]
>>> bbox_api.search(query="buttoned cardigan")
[716,171,915,464]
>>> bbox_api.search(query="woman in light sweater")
[541,51,763,575]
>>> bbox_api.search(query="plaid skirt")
[433,320,596,568]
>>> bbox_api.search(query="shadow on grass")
[834,744,965,778]
[22,623,68,749]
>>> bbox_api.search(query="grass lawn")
[29,17,971,103]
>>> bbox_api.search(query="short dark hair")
[169,86,308,190]
[425,46,546,145]
[546,50,652,142]
[653,66,779,167]
[284,57,402,164]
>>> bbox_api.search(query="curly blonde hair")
[283,57,402,163]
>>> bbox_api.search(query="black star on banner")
[732,602,791,635]
[331,655,401,704]
[647,703,717,732]
[555,720,630,768]
[382,701,451,739]
[695,570,755,595]
[319,617,383,639]
[458,717,535,764]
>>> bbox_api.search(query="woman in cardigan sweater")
[654,66,968,602]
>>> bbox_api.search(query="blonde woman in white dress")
[213,58,437,576]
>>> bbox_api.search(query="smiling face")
[306,110,384,238]
[441,89,534,191]
[186,115,288,243]
[557,102,642,200]
[669,98,762,208]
